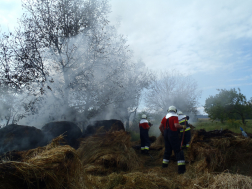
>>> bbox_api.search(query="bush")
[226,119,242,129]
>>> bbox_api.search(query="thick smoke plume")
[0,0,153,129]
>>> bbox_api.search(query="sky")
[1,0,252,115]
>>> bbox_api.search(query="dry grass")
[77,130,143,175]
[0,135,84,189]
[187,129,252,174]
[83,167,252,189]
[80,128,252,188]
[84,171,175,189]
[191,172,252,189]
[2,128,252,189]
[150,134,164,150]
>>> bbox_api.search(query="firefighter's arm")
[147,124,150,130]
[159,123,164,135]
[174,123,186,129]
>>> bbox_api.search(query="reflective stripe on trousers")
[163,159,169,164]
[177,160,185,166]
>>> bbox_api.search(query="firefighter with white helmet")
[139,114,151,154]
[177,111,183,115]
[159,105,186,174]
[177,111,191,149]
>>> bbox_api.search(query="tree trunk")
[241,114,246,125]
[125,120,129,131]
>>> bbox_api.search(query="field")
[131,118,252,141]
[194,118,252,133]
[1,120,252,189]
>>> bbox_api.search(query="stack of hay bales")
[188,129,252,173]
[77,130,143,175]
[0,135,84,189]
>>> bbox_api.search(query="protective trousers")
[180,130,191,148]
[180,121,191,148]
[140,127,150,154]
[162,128,186,174]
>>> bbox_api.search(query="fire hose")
[180,117,186,150]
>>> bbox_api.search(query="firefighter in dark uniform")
[139,114,150,154]
[159,106,186,174]
[177,111,191,149]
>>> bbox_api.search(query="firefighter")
[177,111,191,149]
[139,114,150,155]
[159,106,186,174]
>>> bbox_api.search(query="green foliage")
[226,119,242,129]
[195,119,252,134]
[129,131,140,141]
[204,88,252,125]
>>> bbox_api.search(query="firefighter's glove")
[182,125,186,129]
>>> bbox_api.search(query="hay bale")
[188,129,252,172]
[0,124,46,154]
[192,129,236,142]
[42,121,82,149]
[77,130,142,174]
[83,119,125,137]
[0,135,84,189]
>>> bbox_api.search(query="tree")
[0,0,152,127]
[108,60,154,131]
[144,70,201,115]
[0,0,112,125]
[204,88,252,125]
[0,85,30,126]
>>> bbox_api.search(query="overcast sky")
[1,0,252,114]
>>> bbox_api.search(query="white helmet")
[168,106,177,113]
[142,114,147,119]
[177,111,183,115]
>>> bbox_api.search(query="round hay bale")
[41,121,82,149]
[0,124,45,154]
[83,119,125,137]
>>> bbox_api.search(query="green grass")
[194,119,252,134]
[129,119,252,141]
[129,131,140,141]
